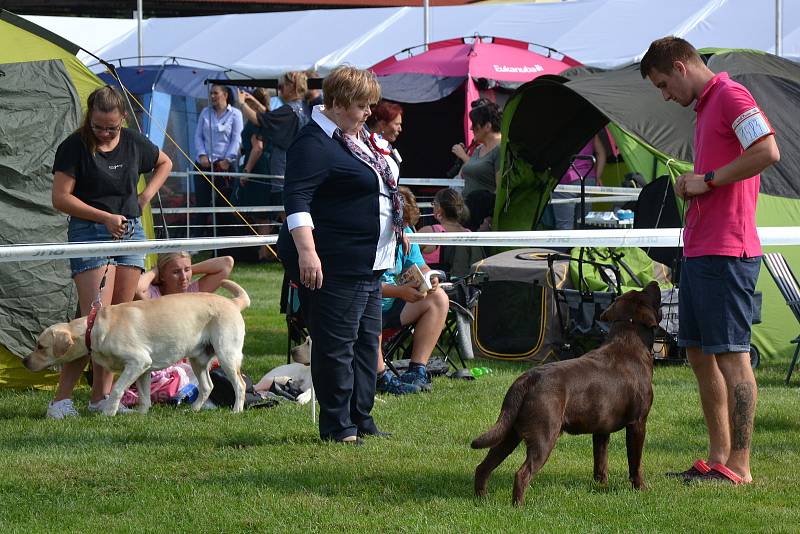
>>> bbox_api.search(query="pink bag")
[121,365,191,407]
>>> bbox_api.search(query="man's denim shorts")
[678,255,761,355]
[67,216,146,277]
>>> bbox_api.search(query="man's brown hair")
[639,36,700,79]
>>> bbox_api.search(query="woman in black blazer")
[278,66,407,444]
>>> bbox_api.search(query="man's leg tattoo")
[732,383,755,450]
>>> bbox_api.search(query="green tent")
[0,11,157,388]
[496,49,800,363]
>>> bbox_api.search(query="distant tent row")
[98,63,230,171]
[24,0,800,78]
[372,36,578,178]
[495,49,800,362]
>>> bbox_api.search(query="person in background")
[377,187,449,395]
[240,87,271,182]
[136,252,234,300]
[303,69,324,117]
[445,98,493,179]
[641,36,779,485]
[47,85,172,419]
[419,187,483,277]
[239,71,310,210]
[239,71,309,178]
[277,65,405,444]
[551,133,607,229]
[451,101,502,231]
[193,84,244,232]
[238,87,275,251]
[366,99,403,165]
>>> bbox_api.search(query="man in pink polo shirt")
[640,37,780,485]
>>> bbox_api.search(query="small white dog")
[24,280,249,416]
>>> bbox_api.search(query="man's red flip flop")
[700,462,744,485]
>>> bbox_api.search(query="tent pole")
[423,0,430,51]
[776,0,783,57]
[136,0,144,66]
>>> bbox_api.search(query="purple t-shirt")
[147,280,200,299]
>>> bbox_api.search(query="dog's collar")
[610,318,656,330]
[85,305,99,353]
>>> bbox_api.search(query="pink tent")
[370,36,580,177]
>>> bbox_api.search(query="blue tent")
[99,64,230,170]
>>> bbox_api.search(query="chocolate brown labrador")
[472,281,661,505]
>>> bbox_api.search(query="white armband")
[732,107,773,150]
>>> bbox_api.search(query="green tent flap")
[0,12,98,388]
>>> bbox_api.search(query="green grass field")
[0,263,798,533]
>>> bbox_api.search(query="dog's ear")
[645,281,663,325]
[52,328,75,358]
[645,281,661,308]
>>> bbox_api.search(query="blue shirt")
[194,104,244,162]
[381,227,425,311]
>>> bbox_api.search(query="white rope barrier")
[399,178,465,187]
[555,184,641,196]
[549,195,639,205]
[408,227,800,248]
[0,236,278,263]
[3,227,800,263]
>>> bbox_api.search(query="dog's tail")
[220,280,250,310]
[471,373,535,449]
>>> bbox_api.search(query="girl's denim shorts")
[67,216,146,277]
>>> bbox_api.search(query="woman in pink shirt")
[136,253,234,299]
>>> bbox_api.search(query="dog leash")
[86,222,136,353]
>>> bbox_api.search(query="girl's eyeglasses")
[90,123,122,133]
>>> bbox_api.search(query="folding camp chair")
[762,252,800,384]
[381,325,414,377]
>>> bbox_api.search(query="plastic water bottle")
[170,384,199,405]
[471,367,493,378]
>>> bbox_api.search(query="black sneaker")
[666,459,710,480]
[377,372,420,395]
[400,366,432,392]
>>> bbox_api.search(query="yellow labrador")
[24,280,249,416]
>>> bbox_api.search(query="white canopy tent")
[25,0,799,78]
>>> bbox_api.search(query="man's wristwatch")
[704,170,716,190]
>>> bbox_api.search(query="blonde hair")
[155,252,191,283]
[80,85,127,155]
[247,87,270,111]
[323,65,381,110]
[282,71,308,101]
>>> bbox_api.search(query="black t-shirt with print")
[52,128,159,219]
